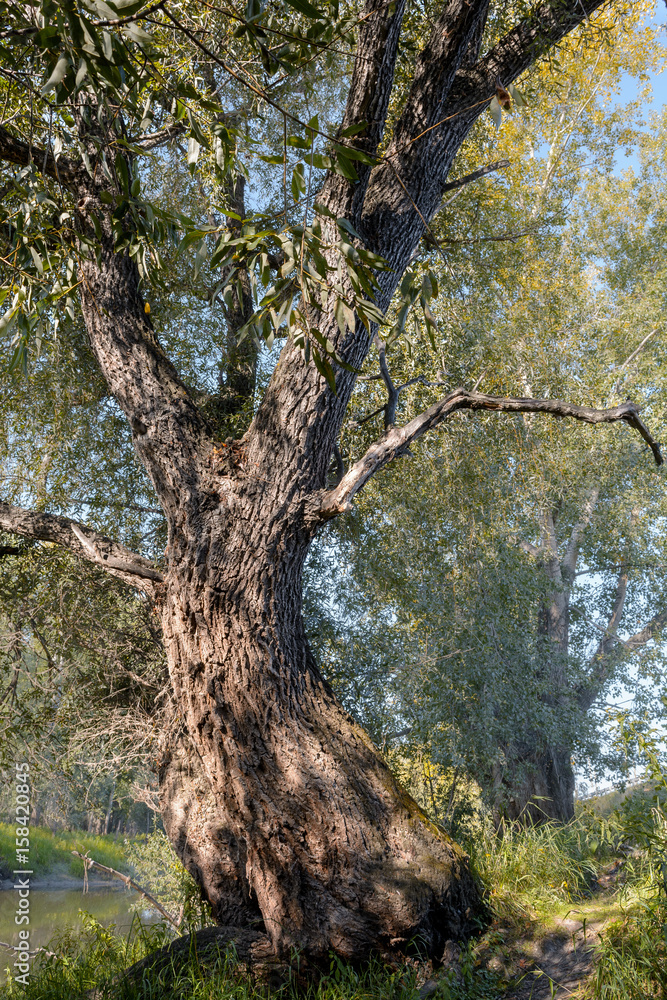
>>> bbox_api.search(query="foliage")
[0,0,398,382]
[306,4,667,812]
[0,912,173,1000]
[469,817,601,923]
[0,545,164,829]
[125,828,213,932]
[580,723,667,998]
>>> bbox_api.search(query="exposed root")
[100,925,308,998]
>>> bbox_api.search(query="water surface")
[0,885,162,984]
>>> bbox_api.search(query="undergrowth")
[0,824,130,879]
[580,764,667,1000]
[468,815,601,923]
[0,913,487,1000]
[3,775,667,1000]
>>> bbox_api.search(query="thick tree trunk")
[156,494,482,960]
[492,743,575,826]
[491,510,578,826]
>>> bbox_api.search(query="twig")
[611,328,660,399]
[441,160,510,193]
[374,334,398,429]
[0,940,57,958]
[71,851,181,929]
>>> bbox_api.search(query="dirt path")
[500,911,606,999]
[496,863,627,999]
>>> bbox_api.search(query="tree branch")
[622,610,667,652]
[374,334,399,429]
[356,0,609,320]
[441,159,510,193]
[71,851,180,928]
[446,0,608,127]
[0,502,163,596]
[0,125,79,187]
[611,327,660,398]
[319,0,408,221]
[577,585,667,712]
[317,390,663,518]
[130,122,187,150]
[387,0,492,162]
[518,539,541,558]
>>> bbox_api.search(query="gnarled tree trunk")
[152,364,480,958]
[492,743,575,826]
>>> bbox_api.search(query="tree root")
[96,925,307,999]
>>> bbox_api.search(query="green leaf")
[283,0,324,18]
[292,162,306,202]
[123,23,153,46]
[309,154,333,170]
[508,83,528,108]
[42,54,69,94]
[335,144,375,164]
[114,153,130,195]
[287,135,312,149]
[29,247,43,275]
[75,59,88,87]
[313,202,336,219]
[187,137,201,169]
[333,151,357,181]
[0,305,18,336]
[337,218,361,240]
[489,96,502,130]
[339,122,367,137]
[105,0,147,14]
[312,349,336,393]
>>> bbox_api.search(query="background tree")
[0,0,661,965]
[309,11,667,826]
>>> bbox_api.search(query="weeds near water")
[0,912,506,1000]
[0,824,130,880]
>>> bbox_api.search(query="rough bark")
[493,745,576,825]
[153,471,481,958]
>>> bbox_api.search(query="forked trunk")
[157,492,481,960]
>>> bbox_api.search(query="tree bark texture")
[492,745,576,825]
[151,454,481,958]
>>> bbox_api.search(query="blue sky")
[615,2,667,172]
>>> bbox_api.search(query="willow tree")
[0,0,661,963]
[309,10,667,829]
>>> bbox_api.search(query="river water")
[0,885,162,984]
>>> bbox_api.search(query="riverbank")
[0,823,133,885]
[0,876,122,890]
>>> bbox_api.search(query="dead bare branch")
[317,390,663,519]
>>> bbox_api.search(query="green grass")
[0,824,131,880]
[582,895,667,999]
[467,816,601,924]
[0,914,495,1000]
[1,794,664,1000]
